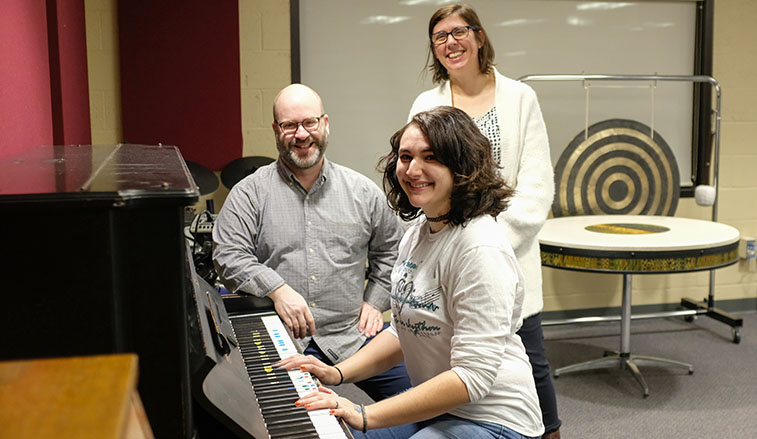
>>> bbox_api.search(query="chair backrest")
[552,118,680,217]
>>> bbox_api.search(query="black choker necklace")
[426,212,450,223]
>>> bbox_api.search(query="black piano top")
[0,144,200,206]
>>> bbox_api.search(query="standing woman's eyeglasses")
[430,25,479,45]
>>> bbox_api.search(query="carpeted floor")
[543,311,757,438]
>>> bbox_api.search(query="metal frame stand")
[554,274,694,397]
[680,274,743,343]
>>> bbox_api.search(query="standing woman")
[279,106,544,439]
[408,5,560,438]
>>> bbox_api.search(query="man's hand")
[268,284,316,339]
[358,302,384,338]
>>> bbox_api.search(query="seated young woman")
[275,106,544,439]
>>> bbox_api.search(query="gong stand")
[518,74,742,343]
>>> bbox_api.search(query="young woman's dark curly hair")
[379,106,514,226]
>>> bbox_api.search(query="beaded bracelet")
[334,365,344,385]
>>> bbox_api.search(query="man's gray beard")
[279,136,327,170]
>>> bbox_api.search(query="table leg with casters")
[554,274,693,397]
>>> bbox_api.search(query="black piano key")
[238,337,276,346]
[241,350,275,360]
[271,429,320,439]
[239,350,275,358]
[236,337,275,345]
[237,339,273,349]
[254,386,297,396]
[266,419,318,432]
[249,372,291,383]
[260,403,300,411]
[240,351,278,360]
[246,370,286,380]
[256,392,300,405]
[266,417,321,435]
[272,432,321,439]
[250,378,288,388]
[260,407,306,418]
[260,400,302,411]
[241,352,276,361]
[255,384,299,395]
[241,339,273,347]
[258,399,298,411]
[264,411,313,425]
[249,373,290,383]
[245,367,288,379]
[244,363,277,373]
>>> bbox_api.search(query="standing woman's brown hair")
[426,4,495,83]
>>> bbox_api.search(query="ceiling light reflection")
[399,0,456,6]
[567,16,592,26]
[496,18,547,27]
[577,2,633,11]
[360,15,411,25]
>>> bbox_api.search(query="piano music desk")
[0,354,153,439]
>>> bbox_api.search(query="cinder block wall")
[239,0,290,160]
[85,0,121,145]
[86,0,757,312]
[708,0,757,304]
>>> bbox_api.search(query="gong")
[552,119,680,217]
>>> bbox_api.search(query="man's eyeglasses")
[430,25,478,46]
[277,114,325,134]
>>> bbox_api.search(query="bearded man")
[213,84,410,401]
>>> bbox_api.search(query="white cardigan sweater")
[408,69,554,318]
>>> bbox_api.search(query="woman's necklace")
[426,212,450,223]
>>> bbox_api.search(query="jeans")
[516,313,561,434]
[350,414,541,439]
[304,323,411,402]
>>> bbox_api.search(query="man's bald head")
[272,84,325,121]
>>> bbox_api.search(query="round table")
[539,215,739,397]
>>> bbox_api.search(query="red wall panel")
[47,0,92,145]
[119,0,242,171]
[0,0,54,161]
[0,0,90,164]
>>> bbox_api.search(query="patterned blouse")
[473,106,501,164]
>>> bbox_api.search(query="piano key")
[265,418,317,430]
[264,411,313,425]
[260,407,308,418]
[260,401,303,412]
[274,433,322,439]
[256,394,299,405]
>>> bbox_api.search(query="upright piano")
[0,144,198,438]
[0,144,352,438]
